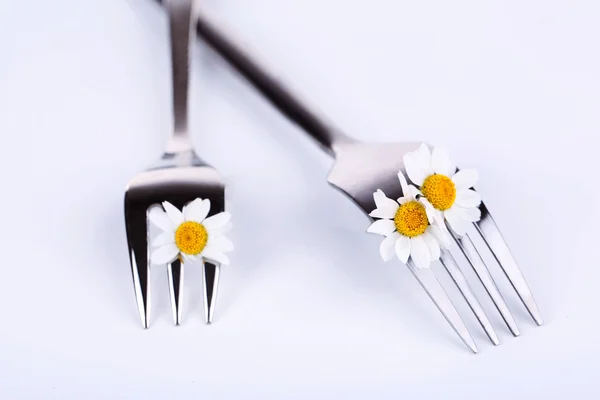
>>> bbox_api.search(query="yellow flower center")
[175,221,208,255]
[394,201,429,238]
[421,174,456,211]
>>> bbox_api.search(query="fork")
[187,10,543,352]
[125,0,226,327]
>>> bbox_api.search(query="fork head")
[124,159,225,328]
[327,139,542,352]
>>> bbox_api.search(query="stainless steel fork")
[188,10,542,352]
[125,0,226,327]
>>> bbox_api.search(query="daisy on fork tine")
[367,172,451,269]
[403,144,482,236]
[149,198,233,266]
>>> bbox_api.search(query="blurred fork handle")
[193,7,352,156]
[165,0,195,154]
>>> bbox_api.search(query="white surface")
[0,0,599,398]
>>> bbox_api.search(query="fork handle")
[191,7,353,156]
[166,0,194,152]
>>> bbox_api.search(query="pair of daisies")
[368,144,482,269]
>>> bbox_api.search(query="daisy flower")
[403,143,481,236]
[149,198,233,265]
[367,172,450,269]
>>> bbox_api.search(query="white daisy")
[367,172,450,269]
[403,143,481,236]
[149,198,233,265]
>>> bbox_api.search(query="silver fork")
[125,0,225,327]
[189,10,543,352]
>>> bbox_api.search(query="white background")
[1,0,599,398]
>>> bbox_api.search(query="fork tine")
[475,202,543,325]
[124,205,151,328]
[203,261,220,324]
[452,231,520,336]
[407,260,478,353]
[440,250,500,345]
[167,259,184,325]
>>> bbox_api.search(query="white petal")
[434,208,445,227]
[162,201,184,227]
[443,205,480,235]
[148,207,174,232]
[394,235,411,264]
[447,218,469,236]
[429,224,451,249]
[397,172,421,201]
[373,189,396,209]
[410,236,431,269]
[445,207,470,236]
[211,221,232,237]
[184,198,211,222]
[152,231,174,247]
[407,185,422,199]
[422,231,441,262]
[397,196,410,205]
[431,147,456,176]
[370,190,399,219]
[379,232,399,261]
[403,143,432,186]
[367,219,396,237]
[397,171,410,197]
[456,205,481,222]
[455,189,481,208]
[452,169,479,191]
[151,243,179,265]
[208,235,234,253]
[202,246,230,265]
[420,197,438,224]
[203,212,232,231]
[183,254,200,264]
